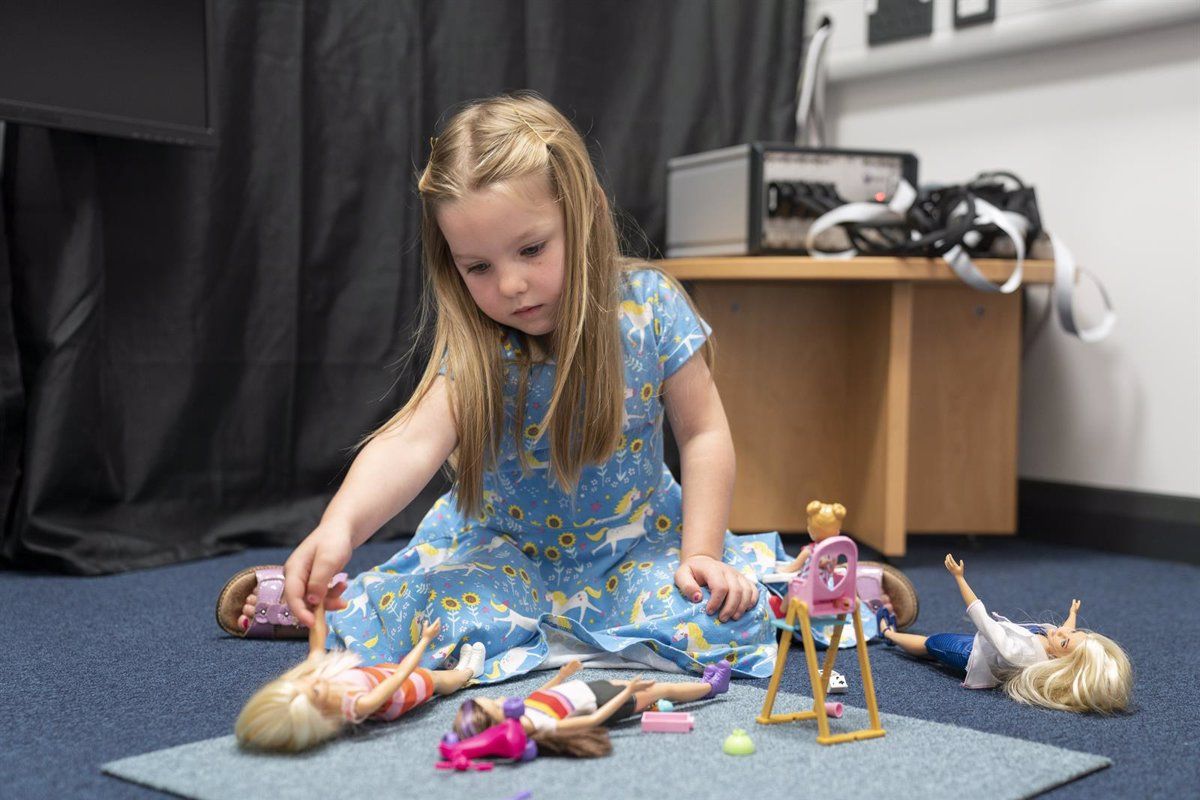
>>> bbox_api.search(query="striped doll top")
[521,680,601,733]
[338,665,435,723]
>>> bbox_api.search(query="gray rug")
[104,670,1109,800]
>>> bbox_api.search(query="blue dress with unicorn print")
[325,268,793,681]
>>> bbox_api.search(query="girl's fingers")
[283,546,316,628]
[705,572,729,616]
[730,576,753,620]
[721,580,742,622]
[674,565,703,604]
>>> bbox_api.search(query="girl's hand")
[675,555,760,622]
[323,580,349,613]
[1070,599,1081,614]
[420,618,442,642]
[284,522,355,628]
[944,553,965,577]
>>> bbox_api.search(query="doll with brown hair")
[878,554,1132,714]
[452,658,733,757]
[234,585,486,752]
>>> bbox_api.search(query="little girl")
[222,92,792,680]
[235,591,485,752]
[879,554,1132,714]
[451,658,732,757]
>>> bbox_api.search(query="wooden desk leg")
[844,283,913,556]
[689,281,913,556]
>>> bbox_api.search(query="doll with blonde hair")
[878,554,1132,714]
[235,587,486,752]
[221,90,796,685]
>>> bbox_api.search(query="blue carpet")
[103,669,1108,800]
[2,536,1197,798]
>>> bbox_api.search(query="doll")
[235,586,485,752]
[878,553,1132,714]
[761,501,919,673]
[451,659,733,757]
[775,500,849,576]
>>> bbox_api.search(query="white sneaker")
[458,642,486,678]
[473,642,488,677]
[827,670,848,694]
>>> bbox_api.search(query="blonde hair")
[234,650,362,751]
[365,91,712,518]
[1004,631,1132,714]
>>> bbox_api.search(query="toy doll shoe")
[859,561,919,630]
[703,660,732,698]
[875,606,898,646]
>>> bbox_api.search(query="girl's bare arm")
[285,376,459,626]
[665,354,758,621]
[322,376,459,548]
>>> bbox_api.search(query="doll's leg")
[430,669,474,695]
[430,642,487,694]
[882,630,929,657]
[608,680,712,710]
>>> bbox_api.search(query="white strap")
[805,179,1115,342]
[1049,232,1117,342]
[795,22,833,148]
[805,180,917,259]
[941,197,1026,294]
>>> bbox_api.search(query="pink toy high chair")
[757,534,886,745]
[787,535,858,618]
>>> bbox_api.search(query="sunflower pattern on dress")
[325,269,793,681]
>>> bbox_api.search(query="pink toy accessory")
[758,509,887,746]
[436,717,538,771]
[641,711,695,733]
[787,536,857,617]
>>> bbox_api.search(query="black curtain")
[0,0,804,574]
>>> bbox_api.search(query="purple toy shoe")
[703,661,732,698]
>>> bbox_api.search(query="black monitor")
[0,0,216,146]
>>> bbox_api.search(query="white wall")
[810,2,1200,498]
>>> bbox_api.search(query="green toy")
[722,728,755,756]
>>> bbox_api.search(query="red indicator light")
[874,192,886,202]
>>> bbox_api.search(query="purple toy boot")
[703,660,732,698]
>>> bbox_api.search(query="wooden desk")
[658,257,1055,556]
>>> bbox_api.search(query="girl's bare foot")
[239,594,257,632]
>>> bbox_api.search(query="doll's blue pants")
[925,625,1046,672]
[924,633,974,672]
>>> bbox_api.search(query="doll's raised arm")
[307,607,329,659]
[305,581,348,659]
[944,554,979,608]
[535,659,583,693]
[555,677,654,734]
[1063,599,1081,632]
[352,619,441,719]
[780,545,812,574]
